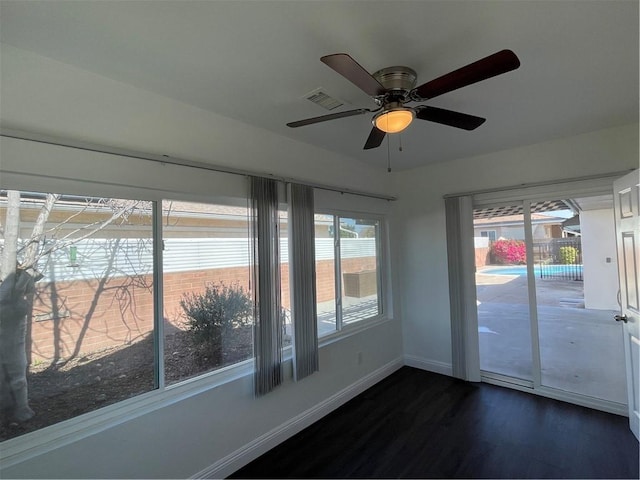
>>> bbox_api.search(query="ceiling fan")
[287,50,520,150]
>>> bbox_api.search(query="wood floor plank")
[229,367,639,479]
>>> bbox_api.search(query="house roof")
[0,192,250,219]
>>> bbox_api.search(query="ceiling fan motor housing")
[373,66,418,101]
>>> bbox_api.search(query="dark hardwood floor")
[229,366,639,479]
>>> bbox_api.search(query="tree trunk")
[0,191,143,423]
[0,270,36,421]
[0,191,35,421]
[0,191,20,281]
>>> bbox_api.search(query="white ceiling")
[0,0,638,171]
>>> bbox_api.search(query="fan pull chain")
[387,134,391,173]
[399,134,403,152]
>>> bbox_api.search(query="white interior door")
[613,169,640,440]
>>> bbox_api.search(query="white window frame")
[0,185,261,444]
[0,133,393,464]
[0,189,262,461]
[315,209,388,342]
[480,230,497,242]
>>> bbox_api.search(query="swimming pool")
[481,265,583,276]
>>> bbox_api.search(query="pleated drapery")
[288,183,319,381]
[444,195,481,382]
[250,176,283,396]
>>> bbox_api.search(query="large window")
[315,214,383,337]
[0,191,155,441]
[0,191,260,441]
[161,200,253,385]
[0,188,387,442]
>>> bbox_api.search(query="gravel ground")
[0,328,252,442]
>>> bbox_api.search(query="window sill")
[318,314,392,349]
[0,357,256,468]
[1,322,374,468]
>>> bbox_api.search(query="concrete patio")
[313,271,627,406]
[317,295,378,337]
[477,271,627,404]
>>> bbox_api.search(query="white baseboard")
[403,354,453,376]
[192,357,404,479]
[481,374,629,417]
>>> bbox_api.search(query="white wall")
[1,323,401,479]
[2,39,638,478]
[0,44,403,479]
[581,209,620,310]
[0,43,391,196]
[392,123,639,372]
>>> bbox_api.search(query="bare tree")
[0,191,147,422]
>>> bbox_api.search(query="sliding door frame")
[452,173,631,415]
[523,200,543,390]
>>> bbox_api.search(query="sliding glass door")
[474,194,627,408]
[531,196,627,404]
[475,204,533,382]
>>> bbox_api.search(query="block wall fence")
[29,257,376,362]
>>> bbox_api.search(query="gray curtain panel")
[250,176,283,396]
[445,195,481,382]
[289,183,319,381]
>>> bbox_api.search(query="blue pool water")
[482,265,583,276]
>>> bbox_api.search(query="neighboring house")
[473,212,571,242]
[473,211,573,268]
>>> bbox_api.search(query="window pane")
[474,206,533,380]
[339,217,380,325]
[162,200,253,385]
[534,197,626,403]
[315,214,336,336]
[0,191,154,441]
[280,210,291,347]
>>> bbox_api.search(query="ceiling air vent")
[304,88,344,111]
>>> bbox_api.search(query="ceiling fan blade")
[321,53,386,97]
[363,127,386,150]
[416,106,486,130]
[287,108,369,128]
[413,49,520,100]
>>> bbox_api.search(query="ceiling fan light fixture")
[373,107,415,133]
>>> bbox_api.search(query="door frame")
[453,173,632,415]
[613,169,640,439]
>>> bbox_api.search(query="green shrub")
[559,246,579,265]
[180,282,252,348]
